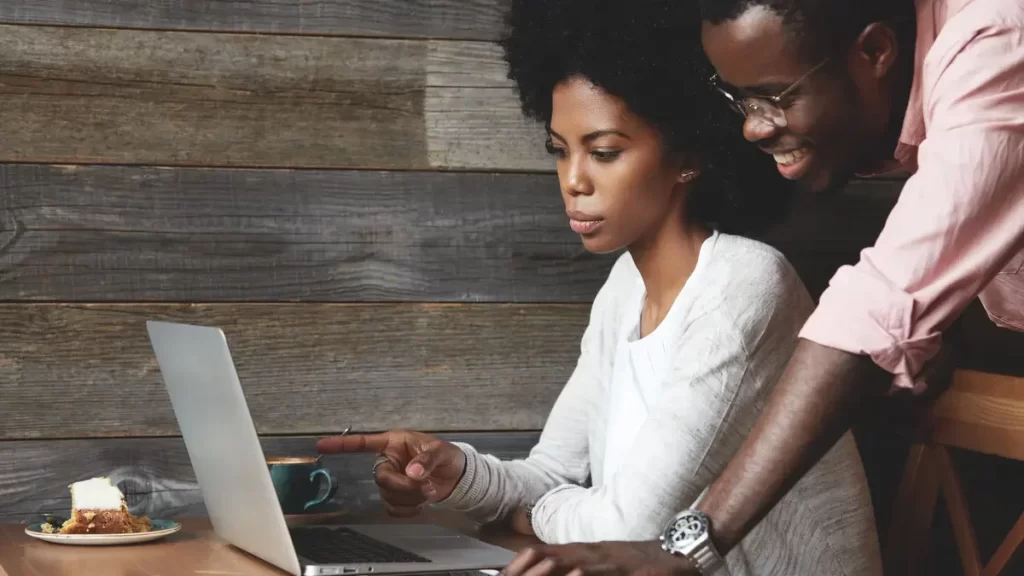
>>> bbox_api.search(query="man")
[502,0,1023,574]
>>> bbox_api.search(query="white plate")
[24,519,181,546]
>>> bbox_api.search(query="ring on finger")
[372,454,393,478]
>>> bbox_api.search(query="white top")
[602,234,707,483]
[440,232,882,576]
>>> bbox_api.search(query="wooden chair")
[885,370,1024,576]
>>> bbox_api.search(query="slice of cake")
[55,477,151,534]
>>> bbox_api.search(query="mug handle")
[304,469,338,511]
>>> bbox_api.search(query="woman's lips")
[566,211,604,235]
[569,218,603,234]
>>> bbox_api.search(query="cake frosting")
[45,477,152,535]
[71,477,124,511]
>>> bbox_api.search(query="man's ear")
[852,22,900,79]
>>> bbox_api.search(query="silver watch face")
[661,510,722,572]
[665,510,708,548]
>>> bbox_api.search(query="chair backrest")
[885,370,1024,576]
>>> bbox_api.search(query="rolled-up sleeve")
[800,24,1024,392]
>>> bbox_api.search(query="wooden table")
[0,510,538,576]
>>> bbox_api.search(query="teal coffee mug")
[266,457,338,514]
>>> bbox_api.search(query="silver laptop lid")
[147,320,303,576]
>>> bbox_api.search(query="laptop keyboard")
[290,527,433,565]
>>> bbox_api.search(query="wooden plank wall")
[0,3,1018,554]
[0,0,588,524]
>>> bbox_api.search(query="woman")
[319,0,882,573]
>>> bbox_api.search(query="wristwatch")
[524,502,536,527]
[659,509,724,575]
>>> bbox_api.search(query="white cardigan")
[440,232,883,576]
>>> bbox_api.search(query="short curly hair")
[700,0,914,58]
[499,0,792,234]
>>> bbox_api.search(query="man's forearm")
[696,339,889,552]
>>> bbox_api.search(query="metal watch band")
[662,541,723,575]
[690,545,723,575]
[660,509,724,575]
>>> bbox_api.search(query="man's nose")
[743,115,779,143]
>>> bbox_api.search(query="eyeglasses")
[709,58,830,128]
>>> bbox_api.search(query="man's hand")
[501,541,700,576]
[317,430,466,517]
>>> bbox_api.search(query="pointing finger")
[317,433,390,454]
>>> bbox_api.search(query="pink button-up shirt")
[800,0,1024,392]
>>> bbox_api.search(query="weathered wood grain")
[0,25,548,170]
[0,303,588,439]
[425,87,547,171]
[0,164,903,303]
[0,165,609,302]
[0,24,425,168]
[0,1,511,41]
[0,432,539,524]
[427,41,512,86]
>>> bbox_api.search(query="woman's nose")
[562,156,593,196]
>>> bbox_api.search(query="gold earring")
[680,170,700,183]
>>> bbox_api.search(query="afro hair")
[499,0,794,235]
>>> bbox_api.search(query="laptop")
[146,320,516,576]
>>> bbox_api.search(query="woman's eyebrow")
[548,129,568,143]
[582,129,631,143]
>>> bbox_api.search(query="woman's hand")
[317,430,466,517]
